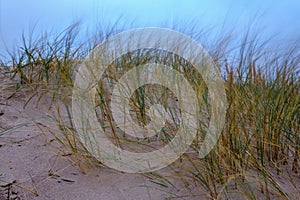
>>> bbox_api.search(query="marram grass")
[1,23,299,199]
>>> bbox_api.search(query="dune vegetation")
[0,22,299,199]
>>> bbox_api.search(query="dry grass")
[1,22,299,199]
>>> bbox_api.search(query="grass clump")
[1,22,299,199]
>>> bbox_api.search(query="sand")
[0,73,299,200]
[0,74,205,200]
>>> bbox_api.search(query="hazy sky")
[0,0,299,60]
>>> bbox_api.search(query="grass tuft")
[1,22,299,199]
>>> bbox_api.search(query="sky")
[0,0,300,61]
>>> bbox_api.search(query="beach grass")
[1,22,299,199]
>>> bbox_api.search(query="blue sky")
[0,0,300,60]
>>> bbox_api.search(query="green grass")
[1,22,299,199]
